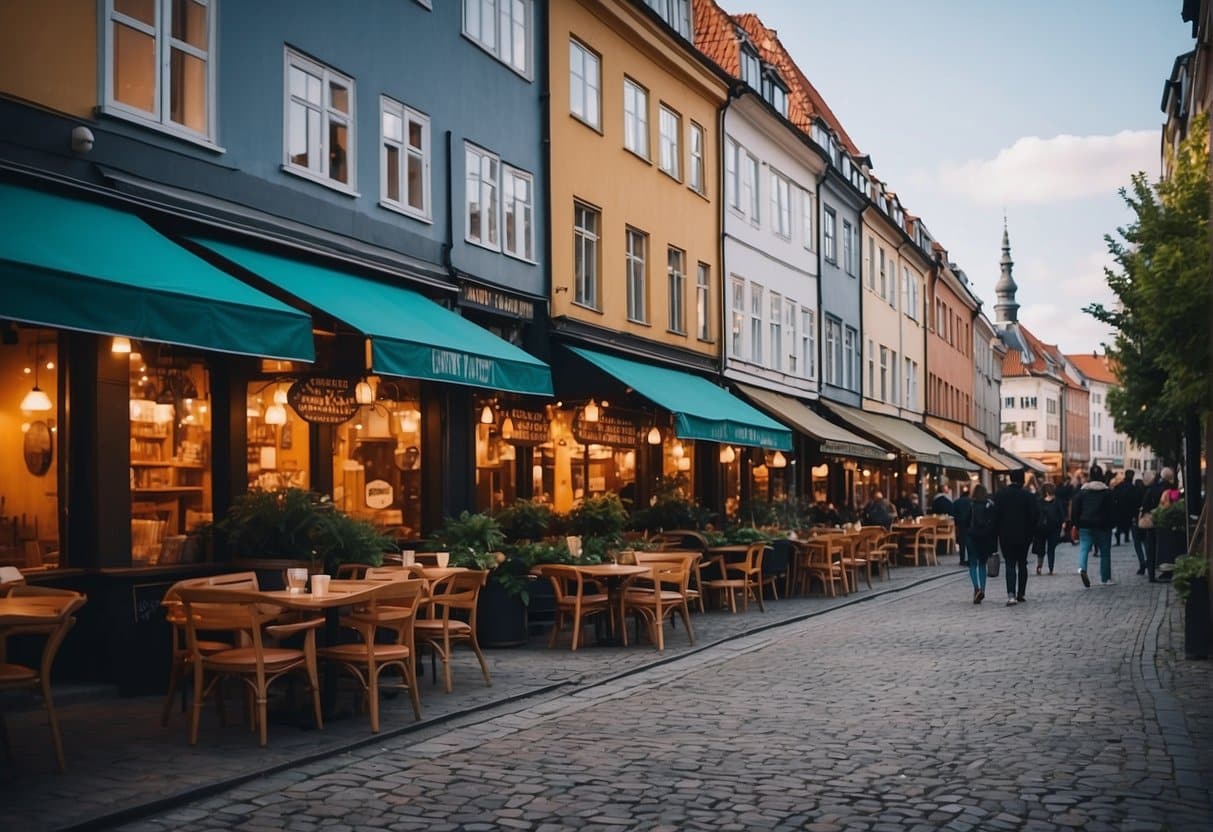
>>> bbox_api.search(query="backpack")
[971,499,996,541]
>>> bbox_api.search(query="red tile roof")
[1065,353,1118,384]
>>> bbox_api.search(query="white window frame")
[379,97,431,221]
[745,153,760,225]
[688,122,706,194]
[890,349,899,404]
[879,345,889,402]
[866,339,875,397]
[769,291,783,370]
[502,165,535,261]
[803,307,817,380]
[463,0,531,77]
[730,276,746,357]
[283,49,356,194]
[104,0,218,146]
[726,138,741,212]
[573,201,600,310]
[865,237,875,290]
[667,246,686,334]
[624,78,650,159]
[825,316,842,386]
[842,220,855,276]
[879,248,888,300]
[626,227,648,324]
[659,105,681,180]
[750,283,764,364]
[568,38,601,129]
[771,170,792,239]
[801,189,814,251]
[786,299,798,374]
[644,0,692,38]
[696,263,711,341]
[465,143,500,249]
[823,208,836,263]
[845,326,859,391]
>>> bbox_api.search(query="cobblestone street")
[108,542,1213,832]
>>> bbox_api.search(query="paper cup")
[435,552,450,568]
[311,574,331,597]
[402,550,416,566]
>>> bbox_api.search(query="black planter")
[1157,529,1188,575]
[1185,576,1211,660]
[476,578,528,647]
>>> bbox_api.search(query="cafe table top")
[228,580,383,610]
[529,563,649,579]
[0,595,73,623]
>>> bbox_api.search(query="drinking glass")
[286,567,308,594]
[435,551,450,568]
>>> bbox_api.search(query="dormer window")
[644,0,691,39]
[740,45,761,90]
[811,122,829,150]
[761,69,787,116]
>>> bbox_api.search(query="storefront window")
[247,380,311,491]
[529,403,642,514]
[129,347,212,566]
[1,326,61,570]
[475,398,518,513]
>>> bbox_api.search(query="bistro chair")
[177,587,324,747]
[704,542,767,613]
[0,586,87,772]
[413,570,491,693]
[319,578,425,731]
[797,539,848,597]
[540,565,612,650]
[624,556,695,651]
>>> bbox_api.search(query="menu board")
[287,377,360,424]
[573,409,642,447]
[502,406,550,447]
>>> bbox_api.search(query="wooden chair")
[0,586,86,772]
[934,517,957,559]
[798,539,848,597]
[653,532,709,612]
[623,557,694,651]
[866,531,897,580]
[318,578,425,732]
[177,587,324,747]
[541,565,612,650]
[902,523,937,566]
[413,570,491,693]
[704,542,767,613]
[839,535,873,590]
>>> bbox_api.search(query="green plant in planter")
[494,499,554,542]
[1151,500,1189,533]
[433,511,506,570]
[567,493,629,539]
[723,525,773,545]
[1172,554,1209,602]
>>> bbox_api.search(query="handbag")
[1137,512,1154,530]
[987,551,1001,577]
[1069,524,1080,544]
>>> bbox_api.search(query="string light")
[647,426,662,445]
[583,399,599,422]
[719,445,736,464]
[111,336,132,354]
[480,404,495,424]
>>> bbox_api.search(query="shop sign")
[573,409,642,447]
[502,406,549,447]
[459,284,536,320]
[287,377,360,424]
[365,479,394,509]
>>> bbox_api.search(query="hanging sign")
[365,479,394,509]
[286,377,360,424]
[501,406,550,447]
[573,409,643,447]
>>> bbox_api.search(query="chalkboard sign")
[287,377,360,424]
[132,581,173,624]
[502,406,550,447]
[573,408,642,447]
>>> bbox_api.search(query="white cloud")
[937,130,1157,205]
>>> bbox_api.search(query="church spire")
[994,217,1019,325]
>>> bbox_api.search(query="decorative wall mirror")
[23,420,53,476]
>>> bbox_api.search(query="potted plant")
[1151,499,1189,577]
[1173,553,1210,660]
[432,511,528,647]
[494,499,554,542]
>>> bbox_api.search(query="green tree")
[1086,113,1211,464]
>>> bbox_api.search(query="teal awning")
[736,384,890,461]
[195,239,552,397]
[0,183,314,361]
[568,347,792,450]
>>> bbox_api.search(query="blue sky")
[736,0,1194,353]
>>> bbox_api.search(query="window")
[1004,396,1015,409]
[1046,398,1058,414]
[623,79,649,158]
[803,307,816,379]
[667,247,686,333]
[725,138,740,210]
[865,238,875,290]
[740,45,761,88]
[891,350,899,404]
[464,0,530,75]
[696,263,710,340]
[285,50,354,190]
[689,122,705,194]
[902,267,918,319]
[1019,396,1037,409]
[825,316,842,386]
[1022,420,1037,438]
[844,326,859,391]
[823,208,836,263]
[878,248,888,299]
[730,277,745,357]
[1048,423,1059,441]
[765,77,788,116]
[659,106,681,179]
[1094,411,1102,427]
[750,284,764,364]
[771,171,792,239]
[380,98,430,219]
[644,0,691,38]
[465,144,499,248]
[786,299,798,374]
[106,0,214,139]
[626,228,648,323]
[573,202,600,309]
[802,189,814,250]
[744,153,760,223]
[568,39,600,129]
[502,166,534,260]
[879,346,889,401]
[769,292,782,370]
[842,220,855,276]
[904,357,916,409]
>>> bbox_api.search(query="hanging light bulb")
[20,346,52,412]
[480,404,495,424]
[677,457,691,471]
[583,399,599,423]
[501,416,515,439]
[264,403,287,425]
[111,336,132,354]
[719,445,736,464]
[272,386,289,405]
[671,441,685,459]
[355,378,375,405]
[647,426,662,445]
[400,408,421,433]
[771,451,788,468]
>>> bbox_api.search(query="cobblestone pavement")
[97,540,1213,832]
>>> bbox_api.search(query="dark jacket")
[953,494,973,531]
[1055,481,1075,521]
[1037,497,1064,535]
[1141,480,1165,517]
[862,499,894,529]
[931,493,953,516]
[967,498,997,559]
[993,483,1039,549]
[1071,481,1113,530]
[1112,480,1139,528]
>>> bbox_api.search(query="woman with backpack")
[966,484,997,604]
[1034,482,1065,575]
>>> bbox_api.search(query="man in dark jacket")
[953,487,973,566]
[993,468,1039,605]
[1071,464,1115,586]
[1141,468,1170,582]
[1055,474,1077,545]
[1112,470,1138,545]
[931,489,954,559]
[862,491,894,529]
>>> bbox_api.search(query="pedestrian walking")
[1143,467,1176,582]
[1112,470,1138,546]
[932,489,953,559]
[966,485,996,603]
[1033,482,1064,575]
[954,486,973,566]
[1071,464,1115,587]
[993,468,1039,605]
[1132,471,1154,575]
[1055,473,1077,545]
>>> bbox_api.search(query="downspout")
[716,81,744,377]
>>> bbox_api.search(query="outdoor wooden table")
[532,563,648,645]
[0,595,69,624]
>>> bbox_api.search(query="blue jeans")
[1132,525,1147,570]
[1078,527,1114,582]
[966,534,987,591]
[1035,531,1061,572]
